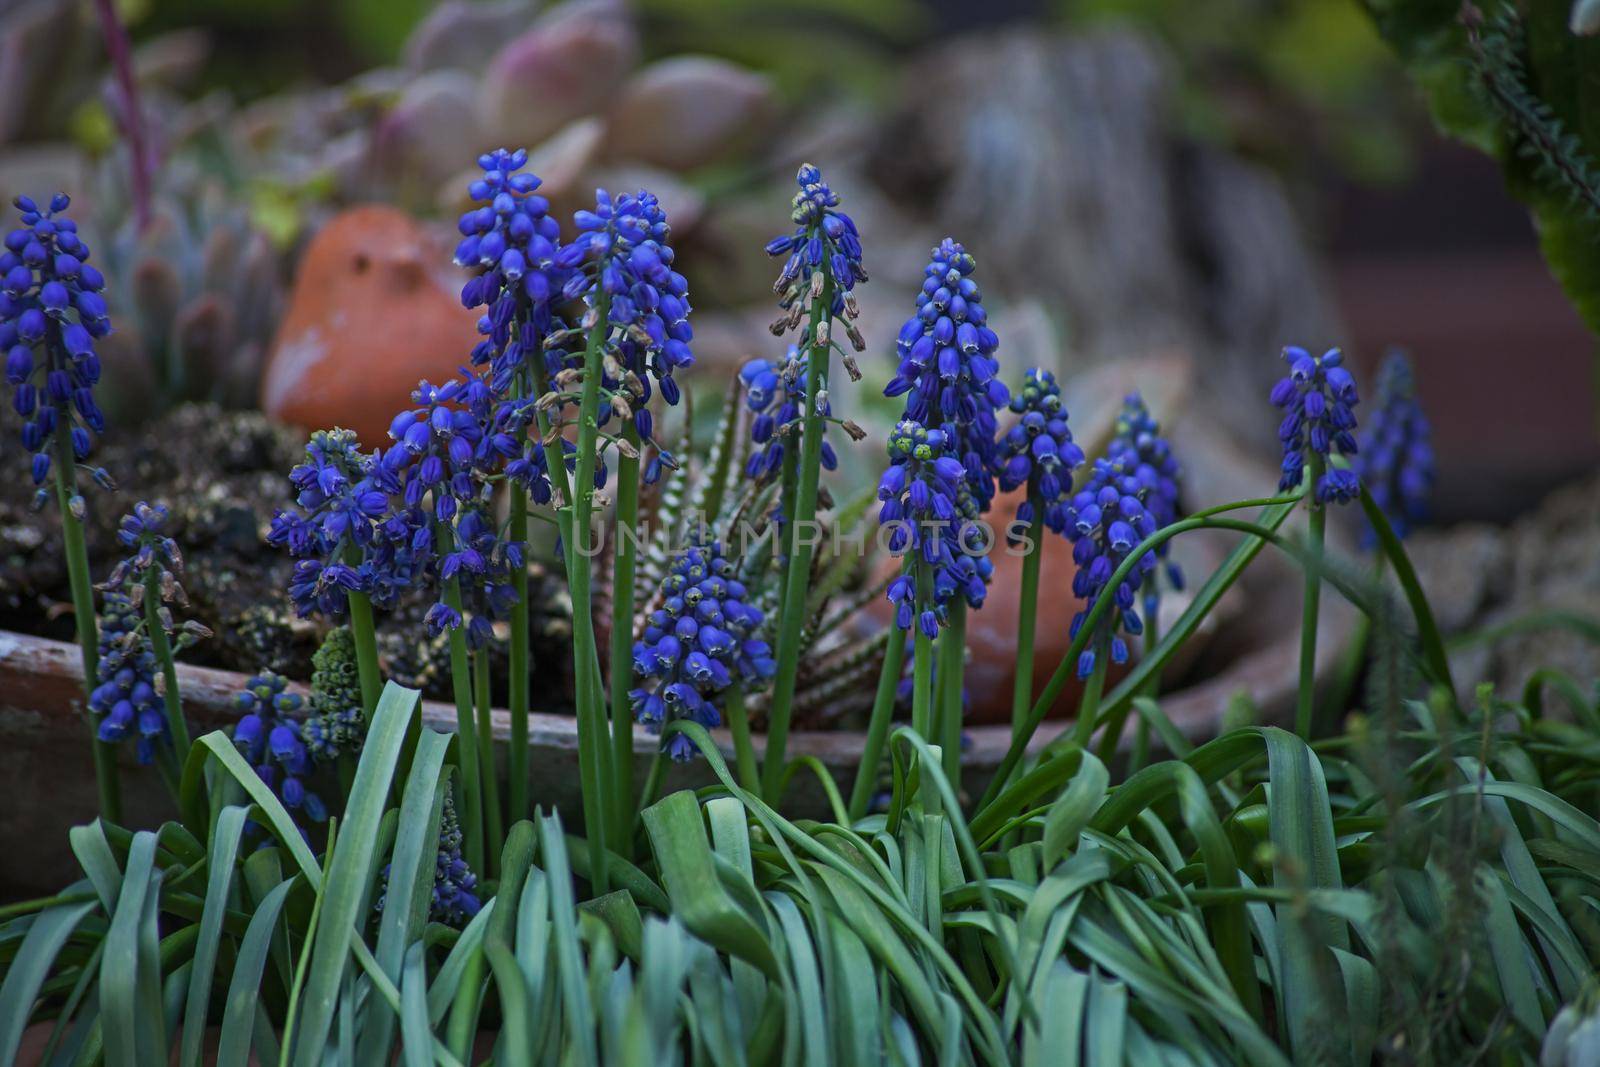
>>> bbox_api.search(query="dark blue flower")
[0,193,112,504]
[884,239,1007,514]
[1109,392,1185,617]
[1270,345,1361,504]
[996,368,1085,536]
[268,429,400,619]
[877,420,992,635]
[231,671,329,824]
[1355,350,1433,543]
[767,164,866,309]
[90,590,166,764]
[375,786,480,928]
[738,346,839,484]
[456,149,567,380]
[380,376,525,649]
[765,163,867,355]
[103,500,186,595]
[1064,455,1160,679]
[630,541,775,761]
[553,188,690,482]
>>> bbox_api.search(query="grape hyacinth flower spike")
[1272,344,1362,738]
[89,591,165,764]
[102,501,208,761]
[383,376,523,646]
[379,374,520,877]
[3,192,121,814]
[231,671,329,825]
[0,192,113,505]
[995,367,1085,746]
[548,187,694,870]
[301,626,367,761]
[885,238,1008,513]
[426,789,482,925]
[1110,392,1185,616]
[456,148,566,389]
[267,428,397,619]
[877,419,990,636]
[996,368,1085,536]
[375,786,481,928]
[759,163,872,799]
[453,150,568,830]
[766,163,868,359]
[1356,350,1433,543]
[1064,456,1160,681]
[630,542,775,762]
[552,186,692,476]
[1270,345,1361,504]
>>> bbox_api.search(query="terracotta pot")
[259,205,481,448]
[0,604,1350,899]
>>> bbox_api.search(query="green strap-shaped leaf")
[179,805,249,1067]
[100,831,165,1067]
[291,681,420,1062]
[0,898,98,1063]
[194,731,322,889]
[68,822,123,912]
[216,878,294,1067]
[1264,728,1349,1065]
[642,791,780,981]
[1042,751,1108,870]
[358,729,452,1067]
[539,813,598,1067]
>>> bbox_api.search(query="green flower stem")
[53,426,119,822]
[152,742,181,799]
[773,437,799,591]
[1130,616,1160,774]
[341,585,383,717]
[1069,637,1109,751]
[473,647,503,875]
[340,556,399,794]
[848,601,909,819]
[566,294,615,894]
[1327,555,1383,719]
[506,357,535,828]
[436,532,484,876]
[723,684,760,796]
[1142,596,1163,699]
[607,425,641,856]
[1010,505,1043,746]
[939,599,966,788]
[526,350,611,876]
[759,269,833,799]
[1297,453,1327,740]
[507,483,530,826]
[140,571,190,765]
[910,556,936,741]
[525,354,607,707]
[977,491,1304,811]
[636,749,666,820]
[912,631,935,741]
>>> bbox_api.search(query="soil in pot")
[0,402,577,709]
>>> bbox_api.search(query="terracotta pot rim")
[0,611,1349,775]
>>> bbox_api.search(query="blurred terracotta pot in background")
[260,205,479,447]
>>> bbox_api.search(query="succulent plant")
[606,379,892,730]
[89,158,284,417]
